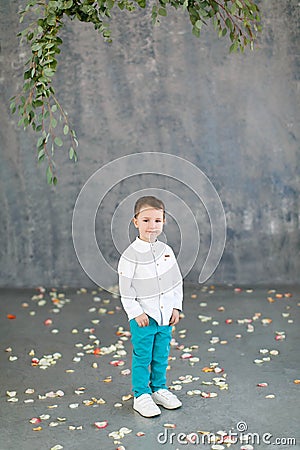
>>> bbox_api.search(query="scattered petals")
[25,388,35,394]
[261,318,272,325]
[94,421,108,429]
[109,359,125,366]
[181,353,192,359]
[30,418,41,424]
[7,314,16,320]
[6,391,17,397]
[44,318,53,326]
[103,376,112,383]
[136,431,145,436]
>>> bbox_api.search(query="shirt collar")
[133,236,159,252]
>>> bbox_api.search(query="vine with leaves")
[11,0,261,184]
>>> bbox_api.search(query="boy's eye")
[156,220,161,222]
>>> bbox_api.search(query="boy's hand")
[135,312,149,327]
[169,308,180,326]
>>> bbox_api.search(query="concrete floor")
[1,285,299,450]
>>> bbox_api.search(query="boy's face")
[133,206,165,242]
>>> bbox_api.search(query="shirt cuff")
[121,298,144,321]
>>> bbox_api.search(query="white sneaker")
[152,389,182,409]
[133,394,161,417]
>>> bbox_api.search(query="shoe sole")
[153,401,182,410]
[133,407,161,418]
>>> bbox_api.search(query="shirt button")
[161,306,163,309]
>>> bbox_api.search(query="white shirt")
[118,237,183,326]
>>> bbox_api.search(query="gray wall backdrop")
[0,1,299,288]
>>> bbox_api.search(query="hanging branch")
[11,0,261,184]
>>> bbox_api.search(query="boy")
[118,196,183,417]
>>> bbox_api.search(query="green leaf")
[51,104,57,113]
[37,136,44,148]
[69,147,74,160]
[158,7,167,16]
[10,102,16,114]
[44,68,55,77]
[51,117,57,128]
[225,18,232,31]
[31,43,42,52]
[38,148,45,161]
[34,99,44,108]
[182,0,188,11]
[195,20,202,30]
[192,26,200,38]
[46,165,53,184]
[46,15,57,26]
[54,136,63,147]
[229,41,239,53]
[24,69,31,80]
[63,124,69,135]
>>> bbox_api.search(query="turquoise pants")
[129,316,172,398]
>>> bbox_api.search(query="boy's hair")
[134,196,165,218]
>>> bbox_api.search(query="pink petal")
[94,421,108,429]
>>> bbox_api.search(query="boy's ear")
[132,217,138,228]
